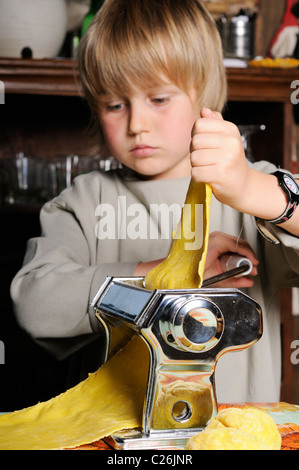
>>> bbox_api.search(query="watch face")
[283,174,299,195]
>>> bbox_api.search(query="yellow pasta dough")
[144,181,212,290]
[185,407,281,450]
[0,181,212,449]
[210,407,281,450]
[0,335,149,450]
[185,423,268,450]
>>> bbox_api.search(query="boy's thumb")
[200,108,223,120]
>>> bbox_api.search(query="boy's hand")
[203,231,259,288]
[190,108,251,211]
[134,258,165,276]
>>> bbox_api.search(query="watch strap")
[266,171,299,224]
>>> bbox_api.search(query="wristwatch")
[267,170,299,224]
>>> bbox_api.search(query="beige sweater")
[10,161,299,403]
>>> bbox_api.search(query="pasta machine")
[91,274,262,449]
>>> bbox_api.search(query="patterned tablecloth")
[74,402,299,450]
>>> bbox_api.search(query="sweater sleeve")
[10,189,138,360]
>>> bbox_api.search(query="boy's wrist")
[235,170,287,220]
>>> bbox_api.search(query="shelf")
[226,66,299,102]
[0,57,296,171]
[1,57,299,101]
[0,58,82,96]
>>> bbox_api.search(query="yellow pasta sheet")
[145,181,212,290]
[0,336,149,450]
[0,181,211,450]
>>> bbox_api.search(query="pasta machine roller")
[92,276,262,449]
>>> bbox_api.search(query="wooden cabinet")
[0,59,297,166]
[0,59,93,160]
[226,67,297,172]
[0,58,297,408]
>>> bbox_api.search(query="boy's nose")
[128,104,150,135]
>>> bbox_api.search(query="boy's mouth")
[130,144,156,157]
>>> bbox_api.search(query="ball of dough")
[186,422,267,450]
[185,406,281,450]
[212,407,281,450]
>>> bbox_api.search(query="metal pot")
[218,11,256,60]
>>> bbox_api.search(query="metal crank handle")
[202,255,253,287]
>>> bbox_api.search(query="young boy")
[11,0,299,404]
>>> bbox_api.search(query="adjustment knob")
[161,297,223,353]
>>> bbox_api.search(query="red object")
[270,0,298,54]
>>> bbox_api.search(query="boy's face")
[97,81,199,180]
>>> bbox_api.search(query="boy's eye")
[152,96,169,105]
[106,102,125,112]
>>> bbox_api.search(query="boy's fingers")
[191,110,239,137]
[191,108,224,137]
[200,108,223,120]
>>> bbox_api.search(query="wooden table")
[71,402,299,451]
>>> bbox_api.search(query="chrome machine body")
[92,276,262,449]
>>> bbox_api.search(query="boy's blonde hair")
[78,0,227,151]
